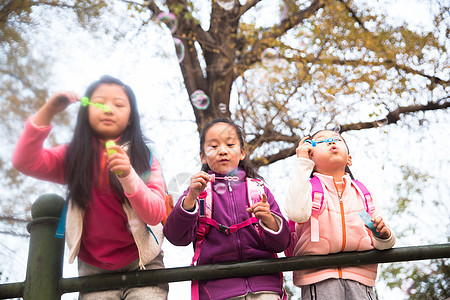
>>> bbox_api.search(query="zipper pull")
[228,181,232,192]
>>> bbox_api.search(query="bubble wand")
[80,96,111,112]
[105,140,123,176]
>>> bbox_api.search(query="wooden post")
[23,194,65,300]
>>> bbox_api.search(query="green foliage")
[378,163,449,298]
[381,259,450,300]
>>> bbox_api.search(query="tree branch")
[251,97,450,167]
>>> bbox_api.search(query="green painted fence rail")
[0,194,449,299]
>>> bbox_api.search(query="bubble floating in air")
[218,103,227,113]
[326,122,341,133]
[376,118,388,127]
[214,182,228,194]
[217,0,235,11]
[313,71,325,84]
[190,90,210,110]
[279,0,288,21]
[261,48,278,68]
[173,38,185,62]
[298,27,313,49]
[155,12,178,34]
[322,92,335,102]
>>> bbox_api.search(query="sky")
[1,1,449,299]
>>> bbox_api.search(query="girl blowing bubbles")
[163,119,290,300]
[12,75,168,299]
[284,130,396,300]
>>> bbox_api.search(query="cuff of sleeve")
[259,213,283,234]
[181,197,198,214]
[29,115,53,130]
[373,230,396,250]
[118,167,142,195]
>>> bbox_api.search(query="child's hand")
[46,91,79,115]
[183,171,210,211]
[35,91,79,126]
[372,216,391,239]
[296,137,314,160]
[104,144,131,178]
[246,193,279,232]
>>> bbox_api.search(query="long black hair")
[199,118,263,180]
[65,75,151,209]
[309,130,354,179]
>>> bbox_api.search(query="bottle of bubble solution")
[105,140,123,176]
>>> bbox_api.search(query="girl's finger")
[299,136,310,145]
[260,193,268,203]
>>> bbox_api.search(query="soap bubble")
[167,172,192,202]
[298,27,313,49]
[313,71,325,84]
[173,38,185,62]
[261,48,278,68]
[155,12,178,34]
[376,118,388,127]
[218,103,227,113]
[214,182,228,194]
[205,146,217,157]
[279,1,288,21]
[353,67,362,79]
[217,0,235,11]
[190,90,210,110]
[322,92,335,102]
[273,58,289,73]
[326,122,341,133]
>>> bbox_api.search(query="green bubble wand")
[80,97,111,112]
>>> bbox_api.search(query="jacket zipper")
[334,180,346,279]
[228,181,250,291]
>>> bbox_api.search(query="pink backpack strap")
[191,178,262,299]
[352,179,375,216]
[310,176,324,242]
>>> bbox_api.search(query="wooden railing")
[0,194,449,299]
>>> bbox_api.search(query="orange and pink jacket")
[284,157,396,287]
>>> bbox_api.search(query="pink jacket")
[284,158,395,287]
[12,117,166,269]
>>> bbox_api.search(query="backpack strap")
[352,179,375,216]
[191,177,263,300]
[191,178,263,265]
[310,176,324,242]
[55,195,70,239]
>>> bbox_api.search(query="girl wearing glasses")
[284,130,395,300]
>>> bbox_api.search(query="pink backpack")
[288,176,375,242]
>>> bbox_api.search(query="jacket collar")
[313,172,352,194]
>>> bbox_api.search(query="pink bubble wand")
[209,174,239,182]
[80,97,110,112]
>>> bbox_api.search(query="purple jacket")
[163,169,290,300]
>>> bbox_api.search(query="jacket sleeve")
[284,157,315,223]
[258,187,291,253]
[11,116,66,184]
[163,191,199,246]
[118,157,166,226]
[369,192,396,250]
